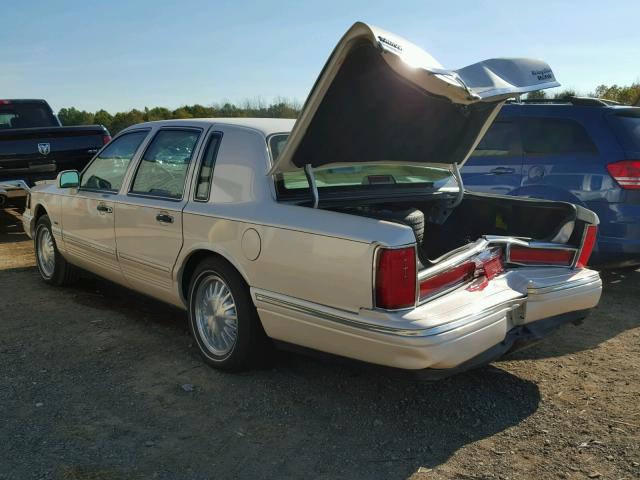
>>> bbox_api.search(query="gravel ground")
[0,208,638,480]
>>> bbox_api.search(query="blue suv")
[462,97,640,268]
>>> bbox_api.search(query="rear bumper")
[593,234,640,268]
[253,267,602,372]
[0,180,29,208]
[590,203,640,268]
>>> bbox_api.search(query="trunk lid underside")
[270,22,559,175]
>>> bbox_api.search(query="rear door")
[519,116,602,203]
[115,128,203,298]
[461,120,523,195]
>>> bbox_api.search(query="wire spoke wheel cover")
[194,274,239,357]
[36,226,56,278]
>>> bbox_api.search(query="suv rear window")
[0,102,58,129]
[520,118,597,155]
[607,110,640,151]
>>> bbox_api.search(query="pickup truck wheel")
[188,258,270,372]
[34,215,79,286]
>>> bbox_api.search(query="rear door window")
[520,118,597,155]
[473,121,520,156]
[194,133,222,201]
[130,129,201,199]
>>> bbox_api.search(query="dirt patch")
[0,208,638,479]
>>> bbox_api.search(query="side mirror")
[57,170,79,189]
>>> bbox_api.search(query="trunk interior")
[328,193,578,268]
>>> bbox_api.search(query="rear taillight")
[509,246,575,266]
[103,135,112,145]
[419,261,475,300]
[607,160,640,189]
[0,99,11,105]
[375,247,416,309]
[576,225,598,269]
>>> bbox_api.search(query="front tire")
[187,257,270,372]
[34,215,79,286]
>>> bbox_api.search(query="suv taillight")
[607,160,640,189]
[576,225,598,268]
[103,135,112,145]
[375,247,416,309]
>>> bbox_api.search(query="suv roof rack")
[507,96,621,107]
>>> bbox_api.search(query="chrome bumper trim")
[527,271,601,296]
[255,292,524,338]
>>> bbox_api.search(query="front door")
[461,120,524,195]
[61,130,149,283]
[115,128,202,299]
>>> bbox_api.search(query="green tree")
[93,109,113,131]
[56,99,301,134]
[553,89,578,100]
[58,107,94,126]
[526,90,547,100]
[593,83,640,105]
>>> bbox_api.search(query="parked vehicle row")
[0,99,110,207]
[463,98,640,268]
[23,23,602,376]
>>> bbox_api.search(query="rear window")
[0,102,58,129]
[520,118,597,155]
[607,110,640,151]
[269,134,454,196]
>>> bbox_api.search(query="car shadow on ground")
[39,273,542,477]
[1,261,541,478]
[502,268,640,362]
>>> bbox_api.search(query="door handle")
[156,213,174,224]
[96,204,112,213]
[490,167,516,175]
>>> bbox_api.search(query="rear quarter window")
[607,110,640,151]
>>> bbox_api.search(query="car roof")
[124,118,296,136]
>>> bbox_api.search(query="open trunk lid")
[269,22,559,174]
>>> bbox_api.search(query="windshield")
[0,102,57,129]
[269,134,456,196]
[608,110,640,152]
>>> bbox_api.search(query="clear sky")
[2,0,638,113]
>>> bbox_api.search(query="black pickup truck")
[0,99,110,195]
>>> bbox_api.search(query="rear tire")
[34,215,79,286]
[187,257,270,372]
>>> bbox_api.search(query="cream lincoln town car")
[23,23,602,375]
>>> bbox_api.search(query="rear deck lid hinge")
[429,163,465,224]
[304,164,319,208]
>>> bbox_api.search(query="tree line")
[58,82,640,134]
[526,82,640,104]
[58,98,301,134]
